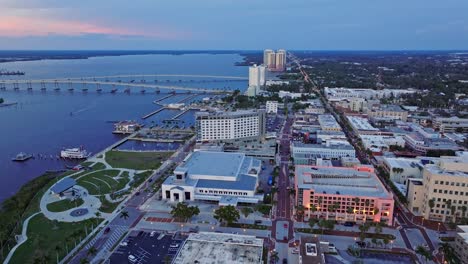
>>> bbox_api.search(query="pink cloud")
[0,16,187,39]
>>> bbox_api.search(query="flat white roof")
[347,116,379,131]
[173,232,263,264]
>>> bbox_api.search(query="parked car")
[128,255,137,263]
[344,222,354,227]
[119,241,128,247]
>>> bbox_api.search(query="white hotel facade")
[195,110,266,143]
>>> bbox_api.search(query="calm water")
[0,53,247,201]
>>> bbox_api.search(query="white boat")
[60,147,90,159]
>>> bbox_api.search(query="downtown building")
[407,156,468,223]
[292,141,356,165]
[161,151,263,205]
[263,49,287,71]
[247,64,266,96]
[433,116,468,133]
[195,109,266,143]
[294,165,394,225]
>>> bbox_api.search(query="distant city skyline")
[0,0,467,50]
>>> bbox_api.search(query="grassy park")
[105,150,173,170]
[46,198,84,212]
[76,170,121,195]
[10,214,101,264]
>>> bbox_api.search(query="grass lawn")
[46,198,84,212]
[105,150,173,170]
[10,214,101,264]
[91,162,106,170]
[76,170,121,195]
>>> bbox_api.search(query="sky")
[0,0,467,50]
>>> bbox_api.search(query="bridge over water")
[0,74,247,94]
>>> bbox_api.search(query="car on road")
[104,227,111,234]
[355,241,366,248]
[128,255,137,263]
[119,241,128,246]
[282,258,288,264]
[150,231,157,237]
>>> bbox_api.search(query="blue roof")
[51,178,77,194]
[178,151,245,178]
[196,174,257,191]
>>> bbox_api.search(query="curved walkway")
[3,212,41,264]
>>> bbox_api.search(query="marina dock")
[141,107,166,119]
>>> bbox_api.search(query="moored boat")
[60,147,90,159]
[12,152,33,162]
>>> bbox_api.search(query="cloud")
[0,16,189,39]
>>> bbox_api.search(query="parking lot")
[109,230,187,264]
[267,115,283,133]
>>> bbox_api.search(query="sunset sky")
[1,0,467,50]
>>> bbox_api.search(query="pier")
[153,94,176,104]
[176,94,199,104]
[141,107,166,119]
[171,108,193,120]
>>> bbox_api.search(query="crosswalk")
[85,225,128,251]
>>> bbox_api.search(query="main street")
[289,52,440,263]
[271,114,294,262]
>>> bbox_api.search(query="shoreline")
[0,50,258,64]
[0,102,18,107]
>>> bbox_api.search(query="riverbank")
[0,50,251,64]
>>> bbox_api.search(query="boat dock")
[176,94,198,104]
[171,108,194,120]
[141,107,166,120]
[153,94,176,104]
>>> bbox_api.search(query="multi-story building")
[367,105,408,122]
[195,110,266,143]
[316,130,347,144]
[294,165,394,225]
[247,64,265,96]
[382,157,426,184]
[275,49,287,71]
[162,151,263,205]
[454,226,468,263]
[318,114,342,132]
[324,87,416,101]
[347,116,380,135]
[292,141,356,165]
[359,134,405,153]
[434,116,468,133]
[263,49,286,71]
[266,101,278,114]
[263,49,274,67]
[408,156,468,222]
[403,124,459,154]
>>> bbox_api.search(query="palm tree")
[415,245,431,263]
[346,207,354,221]
[445,200,452,222]
[87,247,97,256]
[428,198,435,217]
[462,206,467,219]
[270,251,279,263]
[120,210,130,220]
[295,205,305,221]
[317,197,323,218]
[79,258,90,264]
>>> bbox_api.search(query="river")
[0,53,248,202]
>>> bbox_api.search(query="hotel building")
[367,105,408,122]
[266,101,278,114]
[294,165,394,225]
[195,110,266,143]
[292,142,356,165]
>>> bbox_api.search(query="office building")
[403,124,459,154]
[318,114,342,131]
[359,135,405,153]
[347,116,379,135]
[292,141,356,165]
[382,157,426,184]
[434,117,468,133]
[195,110,266,143]
[266,101,278,114]
[162,151,263,205]
[407,156,468,222]
[367,105,408,122]
[454,226,468,263]
[294,165,394,225]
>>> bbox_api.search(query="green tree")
[214,205,240,225]
[0,98,3,104]
[309,218,318,229]
[87,246,97,256]
[383,238,390,248]
[79,258,89,264]
[415,245,431,263]
[240,207,253,218]
[170,202,200,222]
[120,210,129,220]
